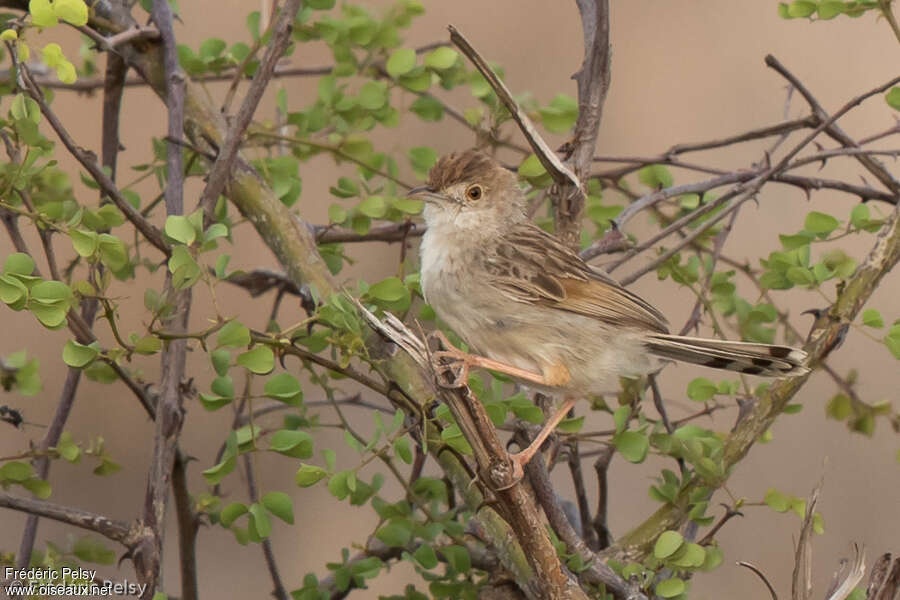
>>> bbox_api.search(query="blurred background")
[1,1,898,598]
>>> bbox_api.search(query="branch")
[243,455,289,600]
[765,54,900,198]
[135,2,190,594]
[356,306,587,600]
[19,68,170,255]
[0,492,137,546]
[197,0,302,217]
[448,25,581,191]
[526,450,645,599]
[314,221,423,244]
[608,194,900,561]
[552,0,612,248]
[663,115,820,157]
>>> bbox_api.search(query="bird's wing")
[482,223,669,333]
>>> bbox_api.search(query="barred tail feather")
[646,334,809,376]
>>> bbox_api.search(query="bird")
[410,149,808,477]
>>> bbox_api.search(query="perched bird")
[411,149,808,475]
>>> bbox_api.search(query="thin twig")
[448,25,581,190]
[19,68,170,255]
[0,492,137,546]
[198,0,303,218]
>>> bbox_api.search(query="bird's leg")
[508,396,578,482]
[428,330,551,388]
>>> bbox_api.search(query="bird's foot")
[427,331,471,389]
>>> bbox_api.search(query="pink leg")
[429,330,551,387]
[509,397,577,481]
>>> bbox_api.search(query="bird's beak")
[407,185,447,205]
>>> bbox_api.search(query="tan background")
[1,1,899,598]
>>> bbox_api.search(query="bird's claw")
[430,350,470,389]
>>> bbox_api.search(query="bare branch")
[525,448,645,599]
[766,54,900,198]
[0,492,137,546]
[551,0,612,248]
[448,25,581,191]
[198,0,302,217]
[135,2,191,593]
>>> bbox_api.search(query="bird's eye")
[465,184,483,201]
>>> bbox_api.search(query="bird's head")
[408,149,527,231]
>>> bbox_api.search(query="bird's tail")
[645,334,808,376]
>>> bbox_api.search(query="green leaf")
[398,66,432,92]
[612,405,630,434]
[393,437,412,464]
[638,164,674,189]
[764,487,791,512]
[217,320,250,348]
[236,346,274,374]
[687,377,716,402]
[412,544,438,569]
[440,545,471,573]
[328,204,348,224]
[538,94,578,133]
[557,416,585,433]
[386,48,416,78]
[4,253,35,276]
[248,503,272,539]
[357,195,387,218]
[133,335,162,355]
[0,461,33,482]
[358,81,387,110]
[262,491,294,524]
[22,478,51,498]
[375,520,412,547]
[884,324,900,359]
[391,196,423,215]
[656,577,686,598]
[409,96,443,121]
[199,37,226,60]
[29,0,58,27]
[817,1,844,19]
[701,545,724,571]
[804,211,839,237]
[369,277,407,302]
[614,431,649,463]
[296,464,327,487]
[887,87,900,110]
[654,530,684,559]
[62,340,98,368]
[408,146,437,175]
[263,373,303,405]
[518,154,547,178]
[787,0,816,17]
[165,215,197,245]
[670,542,706,568]
[53,0,88,25]
[269,430,313,458]
[862,308,883,328]
[424,47,458,70]
[220,502,248,527]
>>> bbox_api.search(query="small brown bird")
[412,149,808,476]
